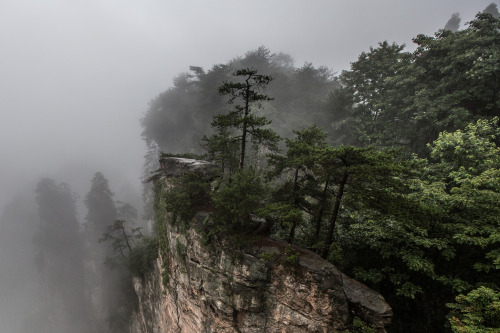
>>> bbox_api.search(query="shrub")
[210,168,266,235]
[164,172,211,225]
[447,286,500,332]
[127,237,159,278]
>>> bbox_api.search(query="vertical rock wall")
[130,214,392,332]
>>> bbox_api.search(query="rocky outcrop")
[129,158,392,332]
[159,157,218,179]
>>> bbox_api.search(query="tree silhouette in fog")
[85,172,117,239]
[34,178,90,333]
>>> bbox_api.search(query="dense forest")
[141,7,500,333]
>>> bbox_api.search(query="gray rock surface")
[129,218,392,332]
[160,157,218,179]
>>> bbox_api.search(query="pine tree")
[205,68,280,171]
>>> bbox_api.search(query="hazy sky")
[0,0,496,207]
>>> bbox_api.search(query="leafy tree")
[267,130,408,258]
[315,146,406,258]
[237,46,275,74]
[426,118,500,281]
[329,41,410,147]
[406,13,500,152]
[274,63,336,136]
[333,118,499,331]
[329,13,500,155]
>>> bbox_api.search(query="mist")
[0,0,497,331]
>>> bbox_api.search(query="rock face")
[129,158,392,332]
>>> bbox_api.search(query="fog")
[0,0,495,331]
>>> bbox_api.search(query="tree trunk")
[314,174,330,241]
[239,80,251,170]
[287,167,300,243]
[322,169,348,258]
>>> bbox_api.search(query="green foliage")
[201,123,240,174]
[260,202,303,240]
[316,145,407,258]
[426,118,500,281]
[329,14,500,155]
[351,316,377,333]
[429,117,500,179]
[127,237,159,278]
[206,168,267,244]
[447,287,500,332]
[329,118,499,330]
[141,13,500,332]
[284,245,300,266]
[164,171,211,224]
[325,242,343,263]
[141,47,337,155]
[260,251,279,263]
[331,41,409,147]
[161,263,169,289]
[266,125,328,242]
[100,219,159,278]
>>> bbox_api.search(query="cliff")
[129,158,392,332]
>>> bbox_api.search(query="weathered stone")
[160,157,218,179]
[130,219,392,332]
[342,274,393,330]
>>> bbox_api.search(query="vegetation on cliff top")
[145,10,500,333]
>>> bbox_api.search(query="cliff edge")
[129,158,392,332]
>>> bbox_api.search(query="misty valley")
[0,3,499,333]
